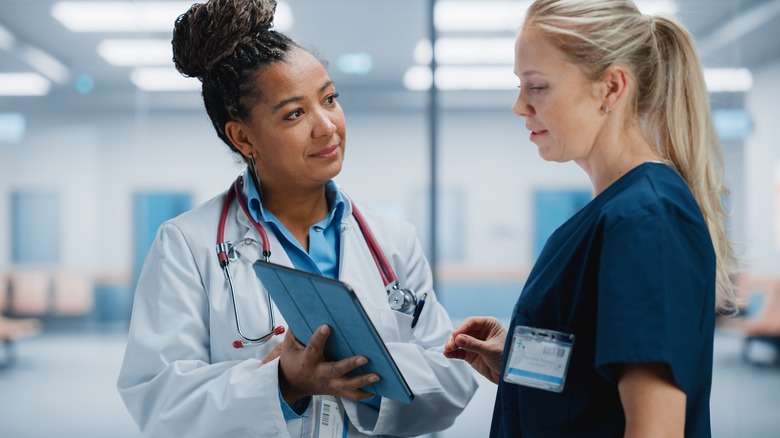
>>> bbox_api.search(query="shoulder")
[349,201,417,238]
[600,163,704,229]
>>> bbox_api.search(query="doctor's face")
[241,48,346,193]
[511,27,604,163]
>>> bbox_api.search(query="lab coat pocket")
[376,308,414,343]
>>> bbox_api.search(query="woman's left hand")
[277,325,379,404]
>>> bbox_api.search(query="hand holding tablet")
[253,261,414,404]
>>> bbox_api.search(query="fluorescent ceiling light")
[0,73,51,96]
[704,68,753,92]
[52,1,293,32]
[18,46,70,83]
[130,67,200,92]
[435,1,677,32]
[414,38,515,65]
[404,66,517,91]
[435,1,530,32]
[52,1,192,32]
[98,39,172,66]
[637,0,678,16]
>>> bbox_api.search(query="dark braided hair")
[172,0,299,154]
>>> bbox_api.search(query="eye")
[284,109,303,120]
[324,92,339,105]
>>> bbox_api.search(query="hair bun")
[172,0,277,78]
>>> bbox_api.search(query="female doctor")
[116,1,477,436]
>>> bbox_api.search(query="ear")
[601,65,629,112]
[225,120,254,159]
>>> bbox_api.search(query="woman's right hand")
[277,325,380,405]
[443,316,507,384]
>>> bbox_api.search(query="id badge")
[317,395,346,438]
[503,326,575,393]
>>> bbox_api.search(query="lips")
[529,128,547,142]
[311,144,340,158]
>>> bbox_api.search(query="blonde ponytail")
[648,16,739,313]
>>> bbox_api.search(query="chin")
[325,162,343,180]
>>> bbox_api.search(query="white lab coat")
[117,175,478,437]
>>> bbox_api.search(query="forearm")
[618,363,686,438]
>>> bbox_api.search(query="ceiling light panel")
[434,1,677,32]
[52,1,191,32]
[52,1,293,32]
[435,1,530,32]
[98,39,172,66]
[405,66,517,91]
[414,38,516,65]
[130,67,200,92]
[704,68,753,92]
[0,73,51,96]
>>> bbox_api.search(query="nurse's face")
[235,48,346,193]
[512,27,604,163]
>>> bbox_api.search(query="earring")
[604,105,611,115]
[248,155,262,192]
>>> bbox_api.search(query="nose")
[512,88,533,118]
[312,108,338,138]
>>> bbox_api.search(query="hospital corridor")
[2,0,780,437]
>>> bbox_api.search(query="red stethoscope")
[217,175,425,348]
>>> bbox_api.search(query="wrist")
[279,376,306,405]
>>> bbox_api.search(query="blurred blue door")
[132,192,192,290]
[533,190,592,261]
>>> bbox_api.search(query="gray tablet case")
[252,260,414,404]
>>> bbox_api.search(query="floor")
[0,326,778,437]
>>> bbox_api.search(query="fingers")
[305,325,330,357]
[326,355,368,378]
[260,341,283,365]
[327,364,380,401]
[445,316,494,355]
[453,333,490,354]
[317,354,380,400]
[443,333,462,356]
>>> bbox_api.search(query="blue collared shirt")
[243,171,346,279]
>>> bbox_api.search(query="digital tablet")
[252,261,414,404]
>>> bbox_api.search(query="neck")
[260,182,330,248]
[577,121,660,196]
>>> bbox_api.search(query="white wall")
[744,60,780,275]
[1,84,775,280]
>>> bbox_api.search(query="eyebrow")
[271,80,335,113]
[519,69,545,77]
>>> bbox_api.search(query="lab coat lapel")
[338,209,388,328]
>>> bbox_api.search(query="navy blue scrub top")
[491,163,716,437]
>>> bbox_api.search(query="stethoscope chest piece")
[387,281,418,315]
